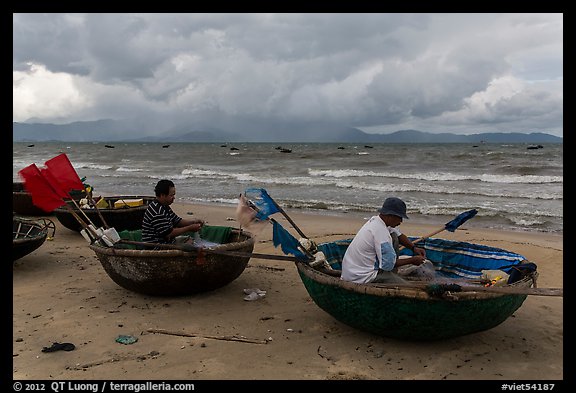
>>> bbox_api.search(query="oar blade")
[445,209,478,232]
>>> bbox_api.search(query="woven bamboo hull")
[13,217,53,261]
[89,229,254,296]
[297,238,536,340]
[13,182,86,216]
[13,182,51,216]
[54,196,154,232]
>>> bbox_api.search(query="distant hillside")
[365,130,563,144]
[13,121,563,143]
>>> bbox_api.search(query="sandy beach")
[13,202,563,381]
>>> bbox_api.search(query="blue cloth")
[316,239,351,270]
[444,209,477,232]
[319,237,530,280]
[401,237,528,279]
[245,188,281,220]
[272,221,307,260]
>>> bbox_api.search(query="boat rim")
[296,259,537,301]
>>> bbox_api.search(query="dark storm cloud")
[13,13,563,137]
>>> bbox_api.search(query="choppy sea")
[13,141,563,234]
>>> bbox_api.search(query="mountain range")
[13,120,563,143]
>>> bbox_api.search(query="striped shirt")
[141,200,182,243]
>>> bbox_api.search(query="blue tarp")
[272,221,307,260]
[244,188,281,221]
[317,237,529,279]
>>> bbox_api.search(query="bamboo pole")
[147,328,268,344]
[86,193,110,229]
[116,239,301,262]
[244,197,314,260]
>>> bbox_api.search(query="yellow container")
[114,198,144,209]
[95,197,110,209]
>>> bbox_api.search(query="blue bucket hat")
[378,197,409,219]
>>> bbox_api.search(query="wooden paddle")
[115,239,303,262]
[243,193,315,260]
[402,209,478,249]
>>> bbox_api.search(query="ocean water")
[13,141,563,234]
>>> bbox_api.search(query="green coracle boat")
[296,237,539,340]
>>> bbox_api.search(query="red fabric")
[44,153,84,192]
[18,164,66,212]
[40,167,69,199]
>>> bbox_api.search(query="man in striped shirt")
[142,179,204,244]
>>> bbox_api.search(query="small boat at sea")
[296,237,541,340]
[54,195,155,232]
[89,227,255,296]
[13,216,56,261]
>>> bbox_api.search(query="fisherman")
[340,197,427,284]
[141,179,204,244]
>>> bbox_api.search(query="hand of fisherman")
[413,246,426,258]
[410,255,427,266]
[188,222,203,232]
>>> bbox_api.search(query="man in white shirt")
[341,197,426,284]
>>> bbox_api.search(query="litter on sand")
[243,288,266,301]
[115,335,138,345]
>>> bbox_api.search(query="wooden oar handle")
[412,227,446,245]
[399,227,446,251]
[116,239,302,262]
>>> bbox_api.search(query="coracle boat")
[13,216,56,261]
[13,181,86,216]
[297,237,540,340]
[89,226,255,296]
[13,181,46,216]
[54,195,154,232]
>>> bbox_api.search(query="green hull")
[298,264,528,340]
[297,237,536,340]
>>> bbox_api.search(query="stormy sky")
[13,13,563,137]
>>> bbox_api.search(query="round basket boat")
[296,237,539,340]
[13,182,87,216]
[13,182,50,216]
[54,195,154,232]
[89,228,255,296]
[13,216,56,261]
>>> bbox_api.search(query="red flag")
[44,153,84,192]
[18,164,66,212]
[40,167,70,199]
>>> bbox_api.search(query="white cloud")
[13,63,90,122]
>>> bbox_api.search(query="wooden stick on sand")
[147,328,268,344]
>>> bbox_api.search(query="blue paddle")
[411,209,478,245]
